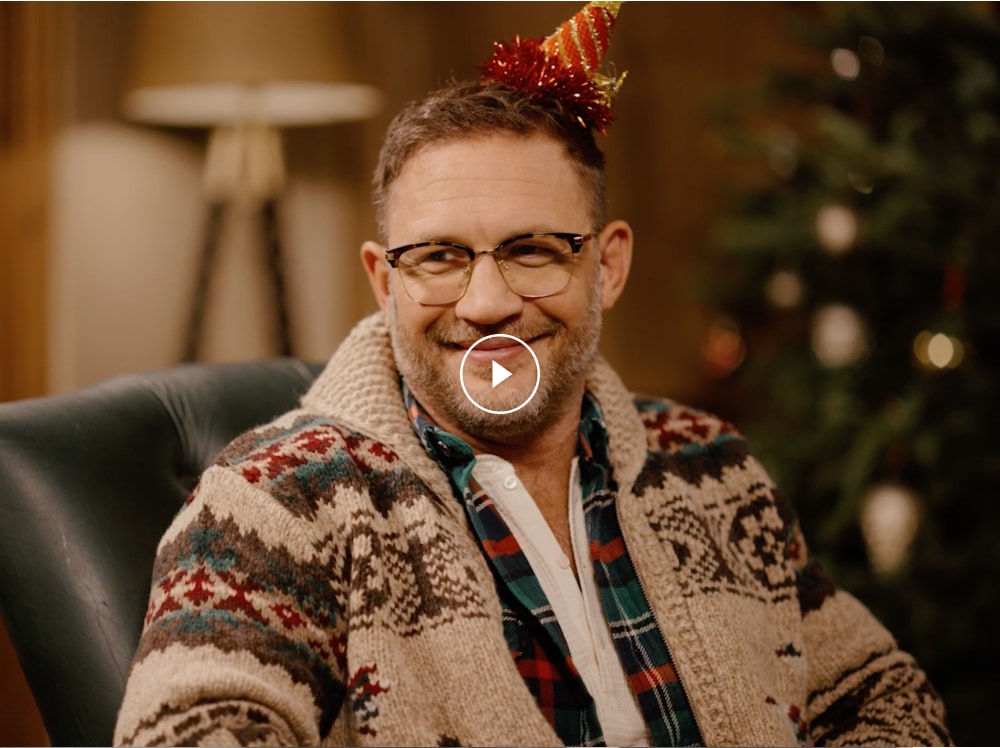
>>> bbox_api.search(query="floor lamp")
[121,2,380,361]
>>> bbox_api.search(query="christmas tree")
[704,4,1000,743]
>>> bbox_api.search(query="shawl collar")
[300,312,649,500]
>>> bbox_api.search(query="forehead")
[385,133,590,244]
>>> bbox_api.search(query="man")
[114,4,949,746]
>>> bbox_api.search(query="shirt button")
[557,554,571,570]
[503,475,518,490]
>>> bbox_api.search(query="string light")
[913,331,965,370]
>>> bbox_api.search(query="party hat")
[480,1,627,132]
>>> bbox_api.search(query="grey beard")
[386,279,602,443]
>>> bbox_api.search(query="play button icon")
[460,333,541,415]
[491,360,513,388]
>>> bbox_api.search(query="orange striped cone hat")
[480,1,627,132]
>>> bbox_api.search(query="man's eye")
[404,245,468,274]
[423,248,467,263]
[506,242,560,265]
[510,244,546,255]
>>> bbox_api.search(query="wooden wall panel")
[0,2,54,403]
[1,4,56,745]
[0,145,50,403]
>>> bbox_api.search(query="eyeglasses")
[385,232,592,305]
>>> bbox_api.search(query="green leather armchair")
[0,359,322,746]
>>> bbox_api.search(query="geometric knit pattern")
[113,312,952,747]
[410,386,700,746]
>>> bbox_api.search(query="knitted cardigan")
[114,312,950,747]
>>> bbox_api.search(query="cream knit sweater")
[114,312,949,746]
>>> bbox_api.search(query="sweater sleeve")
[113,464,348,746]
[784,498,951,746]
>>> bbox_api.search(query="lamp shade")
[123,1,380,127]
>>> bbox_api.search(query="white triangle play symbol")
[491,360,513,388]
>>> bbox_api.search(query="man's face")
[363,133,630,443]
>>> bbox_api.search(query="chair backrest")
[0,359,322,746]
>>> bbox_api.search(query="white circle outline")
[459,334,541,415]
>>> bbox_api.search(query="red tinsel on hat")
[481,36,614,131]
[479,2,626,133]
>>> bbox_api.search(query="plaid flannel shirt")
[405,384,701,746]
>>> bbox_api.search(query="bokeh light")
[702,317,747,379]
[860,482,920,576]
[913,330,965,370]
[765,270,804,309]
[815,203,858,254]
[831,48,861,80]
[858,35,885,65]
[848,170,874,194]
[811,304,868,367]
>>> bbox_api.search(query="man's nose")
[453,254,523,324]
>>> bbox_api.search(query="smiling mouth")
[456,338,518,351]
[449,332,548,350]
[446,334,547,370]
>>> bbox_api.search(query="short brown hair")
[372,80,607,242]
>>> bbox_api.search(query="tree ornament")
[859,482,921,576]
[830,48,861,80]
[701,316,746,379]
[815,203,858,254]
[765,269,804,309]
[857,35,885,65]
[811,304,868,367]
[942,264,966,310]
[847,170,874,194]
[480,1,627,132]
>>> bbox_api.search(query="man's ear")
[361,241,391,312]
[597,220,633,311]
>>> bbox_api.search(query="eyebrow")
[405,228,567,246]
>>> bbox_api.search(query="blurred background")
[1,2,997,744]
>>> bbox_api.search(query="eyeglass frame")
[384,231,593,305]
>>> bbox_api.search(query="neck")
[430,384,585,472]
[471,403,580,469]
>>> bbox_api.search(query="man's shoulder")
[630,394,747,457]
[211,410,413,496]
[626,395,783,544]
